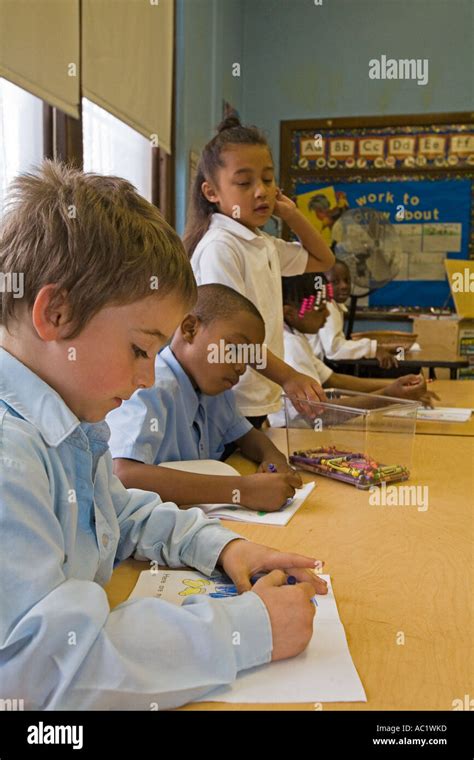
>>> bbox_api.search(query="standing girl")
[184,117,335,426]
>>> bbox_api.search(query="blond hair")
[0,161,196,337]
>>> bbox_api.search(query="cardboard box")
[412,315,466,354]
[411,261,474,379]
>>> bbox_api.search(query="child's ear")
[31,285,72,341]
[201,180,219,204]
[283,304,297,323]
[180,314,200,343]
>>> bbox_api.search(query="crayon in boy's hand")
[250,572,317,605]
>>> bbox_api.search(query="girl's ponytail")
[183,166,217,259]
[216,115,241,133]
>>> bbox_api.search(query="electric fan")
[332,207,402,336]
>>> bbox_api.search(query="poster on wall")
[295,179,471,307]
[281,114,474,308]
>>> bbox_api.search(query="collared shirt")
[191,213,309,416]
[107,345,252,464]
[268,325,333,427]
[306,301,377,360]
[0,347,272,710]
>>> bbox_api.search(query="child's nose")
[135,360,155,390]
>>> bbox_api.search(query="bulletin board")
[280,112,474,307]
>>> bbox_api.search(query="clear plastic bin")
[282,389,419,489]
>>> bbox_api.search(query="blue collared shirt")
[0,348,272,710]
[107,345,252,464]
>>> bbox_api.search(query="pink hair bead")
[298,297,309,318]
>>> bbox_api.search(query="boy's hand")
[252,570,316,661]
[239,471,303,511]
[283,370,327,407]
[376,345,399,369]
[384,374,440,407]
[217,538,327,595]
[273,188,297,223]
[257,459,303,484]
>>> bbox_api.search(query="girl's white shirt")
[191,213,308,416]
[306,300,377,361]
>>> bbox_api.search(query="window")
[0,78,44,216]
[82,98,152,201]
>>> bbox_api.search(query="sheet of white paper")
[160,459,316,525]
[416,407,473,422]
[128,569,366,703]
[200,481,315,525]
[387,407,473,422]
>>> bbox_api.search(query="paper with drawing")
[129,569,366,703]
[161,459,315,525]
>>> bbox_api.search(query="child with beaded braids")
[267,273,438,426]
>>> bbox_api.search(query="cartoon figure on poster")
[297,186,349,245]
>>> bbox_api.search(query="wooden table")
[332,346,469,380]
[104,431,473,711]
[415,379,474,436]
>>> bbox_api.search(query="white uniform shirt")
[306,301,377,360]
[191,213,309,416]
[268,325,333,427]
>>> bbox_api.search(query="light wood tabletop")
[104,430,473,711]
[416,379,474,436]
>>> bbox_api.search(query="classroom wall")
[175,0,244,234]
[175,0,473,233]
[241,0,473,176]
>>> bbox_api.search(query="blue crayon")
[250,573,297,586]
[250,572,317,605]
[267,463,277,473]
[250,572,268,584]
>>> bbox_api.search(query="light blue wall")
[175,0,473,232]
[241,0,473,175]
[175,0,244,234]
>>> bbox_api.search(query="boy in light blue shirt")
[108,284,302,511]
[0,162,326,710]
